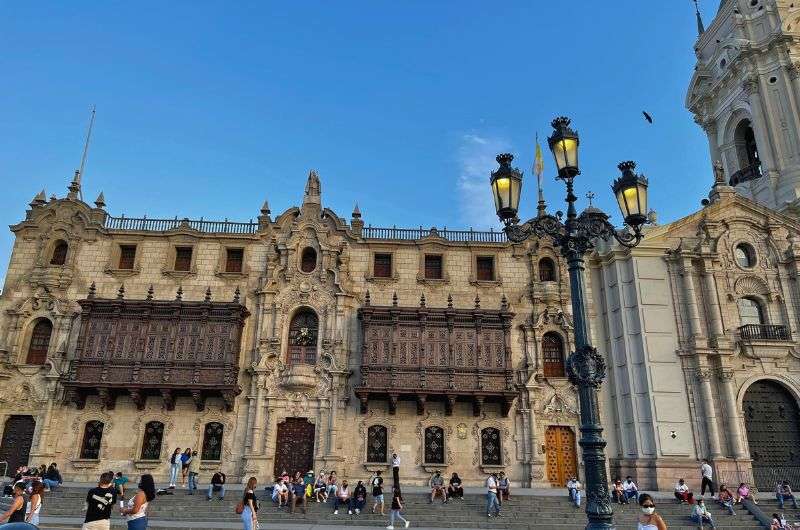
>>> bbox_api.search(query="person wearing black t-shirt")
[388,488,410,529]
[240,476,259,530]
[371,470,385,515]
[83,471,117,530]
[207,469,226,500]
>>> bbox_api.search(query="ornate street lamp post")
[490,117,650,529]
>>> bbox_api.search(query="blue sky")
[1,1,719,281]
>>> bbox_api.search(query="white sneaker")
[334,510,338,514]
[348,510,353,515]
[355,509,360,514]
[405,522,410,528]
[386,526,394,529]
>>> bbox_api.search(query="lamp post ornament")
[490,117,650,530]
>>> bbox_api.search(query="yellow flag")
[534,135,544,180]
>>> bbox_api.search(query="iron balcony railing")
[729,165,762,186]
[102,215,508,242]
[738,324,791,341]
[362,225,507,242]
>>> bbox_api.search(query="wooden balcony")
[354,293,516,417]
[63,288,249,411]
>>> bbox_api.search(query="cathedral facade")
[1,0,800,491]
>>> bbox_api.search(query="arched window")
[80,421,104,459]
[542,332,566,378]
[288,309,318,365]
[50,240,68,266]
[424,426,445,464]
[732,120,763,184]
[201,422,224,461]
[26,319,53,365]
[300,247,317,273]
[481,427,502,466]
[539,257,556,282]
[140,421,164,460]
[735,243,756,268]
[738,297,765,327]
[366,425,388,463]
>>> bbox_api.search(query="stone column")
[251,377,266,454]
[701,267,724,340]
[744,78,780,174]
[718,371,748,459]
[680,258,704,342]
[697,370,723,459]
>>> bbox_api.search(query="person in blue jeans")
[567,477,582,507]
[42,463,62,491]
[486,474,501,518]
[690,498,716,528]
[168,447,181,488]
[776,481,799,510]
[241,477,258,530]
[207,469,226,500]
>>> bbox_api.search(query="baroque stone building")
[1,0,800,491]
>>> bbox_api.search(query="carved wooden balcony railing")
[355,293,516,417]
[63,287,249,411]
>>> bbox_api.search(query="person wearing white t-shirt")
[391,454,401,489]
[485,474,501,517]
[566,477,582,507]
[700,459,715,497]
[622,476,639,503]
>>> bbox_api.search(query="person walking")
[187,451,199,495]
[391,453,401,489]
[371,470,385,515]
[486,473,501,518]
[120,474,156,530]
[386,487,410,529]
[700,459,715,498]
[0,482,26,523]
[637,493,667,530]
[82,472,117,530]
[240,476,259,530]
[26,480,44,526]
[168,448,181,489]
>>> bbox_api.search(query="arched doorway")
[0,416,36,474]
[743,380,800,488]
[273,418,315,479]
[545,425,577,487]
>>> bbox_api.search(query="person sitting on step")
[271,477,289,507]
[690,498,716,529]
[566,476,582,508]
[290,476,307,514]
[776,481,799,510]
[622,476,639,503]
[352,480,367,515]
[333,479,351,515]
[447,473,463,502]
[611,479,627,505]
[736,482,757,505]
[717,484,735,515]
[326,472,338,500]
[674,478,694,504]
[770,512,789,530]
[207,468,226,501]
[314,472,328,503]
[429,471,446,504]
[497,472,510,503]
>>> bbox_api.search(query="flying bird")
[642,111,654,124]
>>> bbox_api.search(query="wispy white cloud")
[456,132,512,229]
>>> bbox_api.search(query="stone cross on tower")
[303,170,322,207]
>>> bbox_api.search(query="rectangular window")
[118,245,137,270]
[225,248,244,273]
[476,256,495,281]
[424,255,443,280]
[174,247,193,272]
[373,253,392,278]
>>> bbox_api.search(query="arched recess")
[541,332,566,378]
[741,378,800,489]
[50,240,68,266]
[25,318,53,365]
[287,308,319,366]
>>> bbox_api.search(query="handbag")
[235,501,244,514]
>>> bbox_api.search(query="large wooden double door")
[0,416,36,475]
[273,418,315,479]
[545,425,577,487]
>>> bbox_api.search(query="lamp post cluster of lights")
[489,117,651,530]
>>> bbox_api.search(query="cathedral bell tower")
[687,0,800,212]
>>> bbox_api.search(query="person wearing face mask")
[637,494,666,530]
[690,498,716,528]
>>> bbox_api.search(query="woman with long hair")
[121,474,156,530]
[637,493,667,530]
[180,448,192,487]
[241,476,259,530]
[26,480,44,526]
[387,487,410,529]
[168,447,181,488]
[0,482,26,523]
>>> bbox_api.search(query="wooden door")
[273,418,315,479]
[545,425,577,487]
[0,416,36,474]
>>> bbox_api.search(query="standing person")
[26,480,44,526]
[168,448,181,489]
[371,470,385,515]
[566,476,582,508]
[82,471,117,530]
[333,479,351,515]
[776,481,799,510]
[207,467,226,501]
[240,477,259,530]
[622,476,639,503]
[497,472,510,503]
[700,459,715,498]
[42,463,62,492]
[387,487,410,530]
[391,453,401,489]
[429,471,445,504]
[637,493,667,530]
[180,448,192,487]
[120,474,156,530]
[0,482,26,523]
[187,451,199,495]
[690,497,716,528]
[447,473,463,501]
[486,473,501,518]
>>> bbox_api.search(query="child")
[113,471,129,498]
